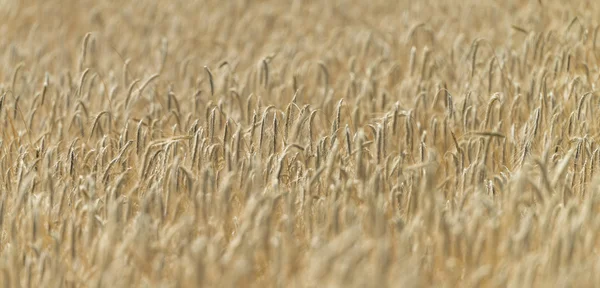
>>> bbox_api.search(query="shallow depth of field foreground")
[3,0,600,287]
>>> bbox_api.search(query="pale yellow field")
[1,0,600,287]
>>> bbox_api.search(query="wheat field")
[1,0,600,287]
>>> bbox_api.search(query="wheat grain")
[0,1,599,287]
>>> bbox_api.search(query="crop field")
[1,0,600,287]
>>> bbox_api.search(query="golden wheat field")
[3,0,600,287]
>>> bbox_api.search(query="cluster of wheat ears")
[2,0,600,287]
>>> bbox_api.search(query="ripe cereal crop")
[0,0,600,287]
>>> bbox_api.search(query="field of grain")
[2,0,600,287]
